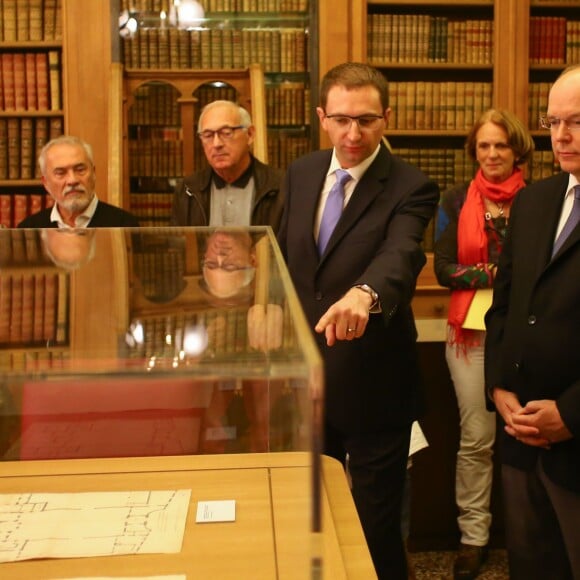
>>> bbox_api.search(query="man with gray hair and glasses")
[171,100,283,231]
[485,64,580,579]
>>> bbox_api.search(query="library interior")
[1,1,579,578]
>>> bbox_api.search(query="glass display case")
[0,226,357,580]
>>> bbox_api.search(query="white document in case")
[462,289,493,331]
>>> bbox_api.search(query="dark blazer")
[170,157,284,231]
[485,172,580,493]
[278,146,439,435]
[17,200,140,228]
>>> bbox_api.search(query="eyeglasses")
[324,114,384,131]
[539,116,580,132]
[202,260,253,273]
[198,125,247,143]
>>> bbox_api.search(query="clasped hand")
[493,388,573,448]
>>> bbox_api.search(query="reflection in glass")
[0,227,319,462]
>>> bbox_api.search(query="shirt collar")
[566,174,580,198]
[212,157,255,189]
[50,194,99,228]
[328,144,381,181]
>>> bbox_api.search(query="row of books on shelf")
[529,17,580,65]
[530,150,560,184]
[189,0,308,11]
[133,246,186,304]
[0,0,61,43]
[130,192,172,226]
[120,0,308,14]
[367,15,493,65]
[267,132,309,171]
[129,83,181,126]
[0,348,68,372]
[0,116,63,182]
[529,82,552,131]
[129,139,184,179]
[388,82,493,131]
[0,271,67,346]
[0,193,54,228]
[0,50,61,112]
[393,148,477,196]
[122,27,307,73]
[266,83,310,127]
[0,227,50,264]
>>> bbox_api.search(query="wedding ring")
[347,328,355,333]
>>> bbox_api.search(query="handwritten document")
[0,489,191,563]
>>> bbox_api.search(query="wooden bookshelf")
[112,1,317,225]
[117,65,268,225]
[334,0,578,265]
[526,0,580,181]
[0,0,64,226]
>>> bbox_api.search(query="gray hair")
[38,136,94,176]
[197,100,252,132]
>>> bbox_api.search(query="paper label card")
[196,500,236,523]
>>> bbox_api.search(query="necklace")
[484,201,504,221]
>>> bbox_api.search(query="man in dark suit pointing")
[277,62,439,579]
[485,65,580,579]
[18,135,139,228]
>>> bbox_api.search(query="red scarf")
[447,167,525,349]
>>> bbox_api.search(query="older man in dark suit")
[277,62,439,579]
[485,65,580,579]
[18,135,139,228]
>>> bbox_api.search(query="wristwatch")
[354,284,379,310]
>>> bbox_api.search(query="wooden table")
[0,453,376,579]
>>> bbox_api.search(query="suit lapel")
[293,151,330,260]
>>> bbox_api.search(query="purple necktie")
[318,169,352,255]
[552,185,580,257]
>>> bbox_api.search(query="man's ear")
[316,107,326,129]
[246,125,256,146]
[383,107,391,128]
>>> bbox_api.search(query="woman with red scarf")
[434,109,535,580]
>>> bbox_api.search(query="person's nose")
[211,132,225,146]
[65,169,80,183]
[346,120,362,140]
[553,122,571,141]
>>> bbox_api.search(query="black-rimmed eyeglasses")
[198,125,248,143]
[324,114,384,131]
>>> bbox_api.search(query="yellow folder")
[462,289,493,331]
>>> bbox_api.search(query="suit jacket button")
[315,291,322,301]
[527,315,537,325]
